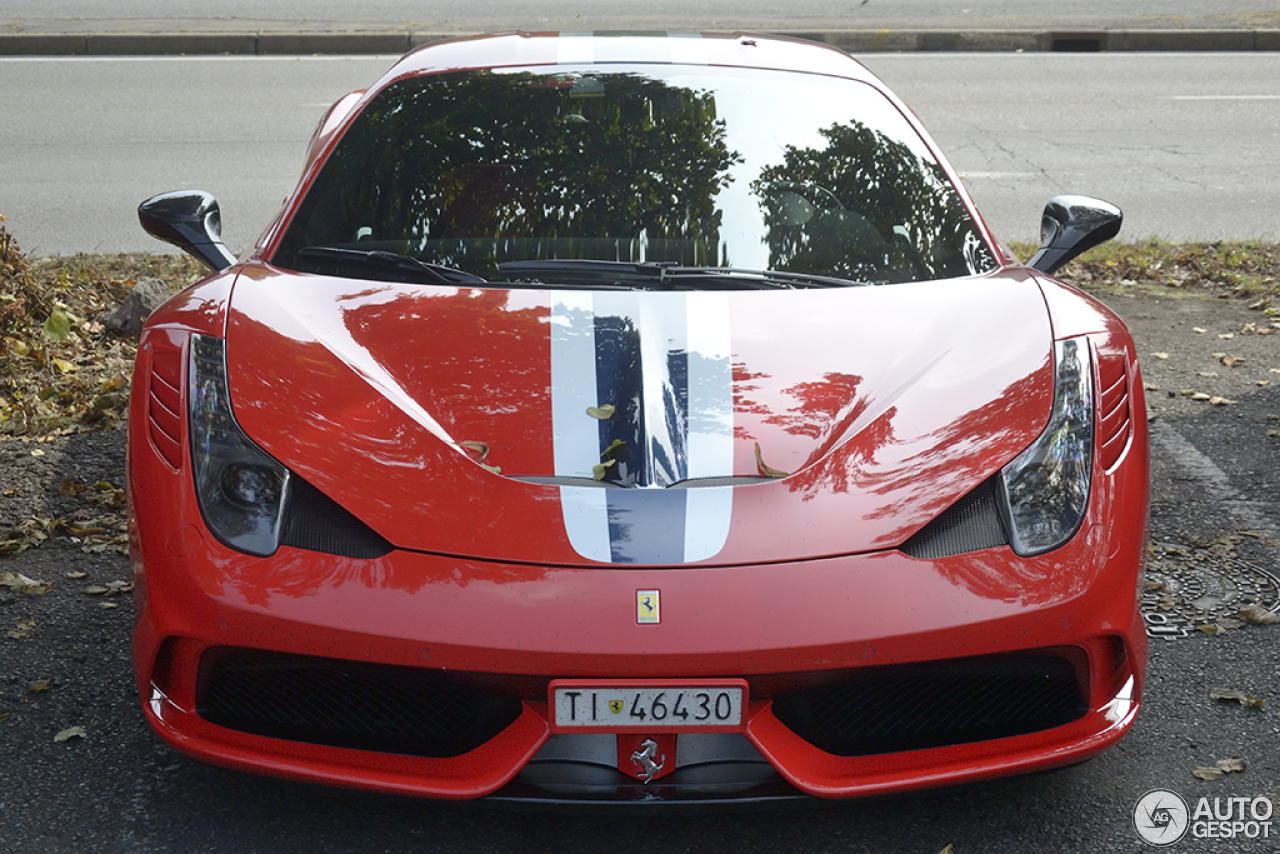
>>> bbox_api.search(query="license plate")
[549,679,747,733]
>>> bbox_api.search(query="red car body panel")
[220,265,1054,565]
[129,30,1149,803]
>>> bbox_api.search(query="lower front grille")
[198,648,523,758]
[771,652,1087,756]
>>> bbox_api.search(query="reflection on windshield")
[275,65,994,286]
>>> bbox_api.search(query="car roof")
[376,30,881,87]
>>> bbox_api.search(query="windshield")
[273,64,996,287]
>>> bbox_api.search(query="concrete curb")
[1,28,1279,56]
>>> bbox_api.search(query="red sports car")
[130,31,1148,805]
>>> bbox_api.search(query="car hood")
[226,265,1053,566]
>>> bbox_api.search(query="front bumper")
[132,520,1145,802]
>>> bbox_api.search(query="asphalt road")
[3,52,1280,258]
[0,0,1275,34]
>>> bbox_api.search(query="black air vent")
[900,476,1009,559]
[198,648,523,758]
[771,652,1087,756]
[279,476,393,558]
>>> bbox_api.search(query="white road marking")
[1149,421,1280,541]
[1166,95,1280,100]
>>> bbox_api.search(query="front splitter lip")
[139,657,1139,802]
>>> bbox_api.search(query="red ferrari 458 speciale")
[129,31,1148,805]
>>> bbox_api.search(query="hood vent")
[900,476,1008,559]
[279,476,393,558]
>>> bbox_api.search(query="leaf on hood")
[586,404,616,420]
[1238,603,1280,625]
[592,459,617,481]
[600,438,632,463]
[753,442,790,479]
[1209,688,1264,709]
[54,726,87,743]
[456,440,489,462]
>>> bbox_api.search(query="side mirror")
[138,190,237,272]
[1027,196,1122,276]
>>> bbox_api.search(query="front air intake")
[771,652,1087,756]
[198,648,523,758]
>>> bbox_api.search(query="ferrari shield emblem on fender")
[636,590,660,624]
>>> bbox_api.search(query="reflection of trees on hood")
[752,122,992,283]
[279,72,741,268]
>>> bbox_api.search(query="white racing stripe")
[551,289,735,564]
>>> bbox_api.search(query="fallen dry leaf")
[54,726,87,743]
[27,680,52,693]
[1238,603,1280,625]
[586,404,616,420]
[1217,756,1247,773]
[6,619,35,640]
[1221,355,1245,367]
[456,440,489,462]
[1192,328,1207,334]
[1209,688,1264,709]
[1150,352,1170,360]
[0,571,52,594]
[1196,623,1226,635]
[1210,396,1238,406]
[1193,766,1225,781]
[753,442,790,479]
[1219,332,1235,339]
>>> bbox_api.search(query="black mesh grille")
[198,648,523,758]
[900,476,1009,559]
[771,653,1087,756]
[279,476,393,558]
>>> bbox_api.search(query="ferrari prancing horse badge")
[636,590,660,624]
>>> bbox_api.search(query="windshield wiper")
[295,246,487,285]
[496,259,860,290]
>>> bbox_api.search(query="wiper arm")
[497,260,859,290]
[295,246,487,285]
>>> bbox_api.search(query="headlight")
[189,334,290,556]
[998,336,1093,556]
